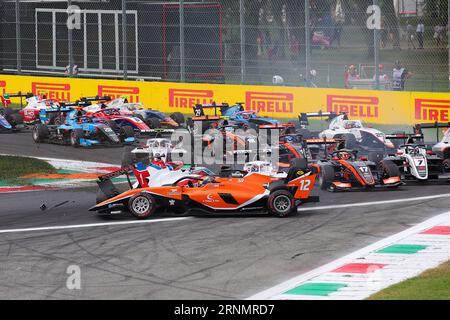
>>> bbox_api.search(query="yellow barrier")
[1,74,449,125]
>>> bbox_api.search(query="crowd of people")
[344,61,413,91]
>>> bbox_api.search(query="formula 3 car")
[32,107,135,147]
[17,94,61,125]
[89,97,185,130]
[122,137,188,167]
[383,133,450,182]
[414,123,450,161]
[318,149,402,191]
[318,113,396,156]
[90,160,319,218]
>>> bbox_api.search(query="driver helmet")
[338,151,351,160]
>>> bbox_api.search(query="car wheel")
[32,124,49,143]
[70,129,84,147]
[268,190,294,217]
[146,117,160,129]
[319,164,335,190]
[8,113,23,126]
[128,193,156,219]
[170,112,185,125]
[379,160,400,178]
[119,125,135,142]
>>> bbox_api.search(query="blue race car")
[32,107,135,147]
[220,103,281,127]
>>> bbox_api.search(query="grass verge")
[368,260,450,300]
[0,155,56,185]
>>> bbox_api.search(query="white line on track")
[297,193,450,212]
[247,211,450,300]
[0,217,192,235]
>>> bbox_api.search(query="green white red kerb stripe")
[248,212,450,300]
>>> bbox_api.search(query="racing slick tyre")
[8,113,23,126]
[119,125,135,142]
[146,117,160,129]
[32,123,49,143]
[128,193,156,219]
[318,164,335,190]
[48,113,63,125]
[268,190,295,218]
[170,112,185,125]
[368,151,384,164]
[379,160,400,179]
[70,129,84,147]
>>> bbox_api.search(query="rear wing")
[60,100,91,108]
[80,96,112,102]
[3,92,34,99]
[385,133,424,140]
[298,111,341,126]
[97,166,134,198]
[414,122,450,141]
[2,92,34,108]
[40,107,74,114]
[193,103,229,117]
[304,138,345,145]
[258,123,295,130]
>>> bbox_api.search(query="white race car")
[129,138,187,164]
[319,114,395,152]
[19,95,60,124]
[431,127,450,160]
[383,134,450,181]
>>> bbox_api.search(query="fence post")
[373,0,380,90]
[15,0,21,74]
[239,0,246,84]
[179,0,185,82]
[122,0,128,80]
[67,0,73,76]
[305,0,310,87]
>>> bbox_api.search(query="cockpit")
[343,120,363,129]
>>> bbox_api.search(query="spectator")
[65,64,79,76]
[407,21,416,50]
[392,60,412,91]
[330,21,343,48]
[289,34,300,62]
[380,17,388,48]
[416,20,425,49]
[373,64,389,82]
[434,25,445,48]
[344,65,360,89]
[256,32,264,57]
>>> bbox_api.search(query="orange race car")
[89,160,319,219]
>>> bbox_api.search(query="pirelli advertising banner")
[1,74,450,125]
